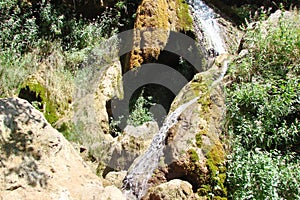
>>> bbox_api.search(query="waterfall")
[122,1,227,199]
[188,0,226,55]
[123,97,199,199]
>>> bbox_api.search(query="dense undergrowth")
[226,8,300,199]
[0,0,136,98]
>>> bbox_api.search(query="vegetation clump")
[226,8,300,199]
[176,0,194,32]
[127,90,155,127]
[0,0,125,141]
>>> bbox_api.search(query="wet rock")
[104,122,159,173]
[153,60,229,199]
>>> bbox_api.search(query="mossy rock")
[176,0,194,32]
[125,0,195,71]
[19,70,72,127]
[204,143,227,198]
[19,79,59,125]
[161,65,227,199]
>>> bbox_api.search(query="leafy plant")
[227,147,300,199]
[127,90,155,127]
[226,8,300,199]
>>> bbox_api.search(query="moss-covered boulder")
[124,0,194,72]
[18,64,73,127]
[150,54,229,199]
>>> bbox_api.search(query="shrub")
[228,8,300,82]
[227,147,300,199]
[127,90,155,127]
[226,8,300,199]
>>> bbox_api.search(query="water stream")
[188,0,226,54]
[122,1,227,199]
[123,97,199,199]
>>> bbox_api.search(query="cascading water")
[123,97,199,199]
[188,0,226,55]
[122,1,228,199]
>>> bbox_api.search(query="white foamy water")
[189,0,226,54]
[123,97,199,199]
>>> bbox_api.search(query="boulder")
[103,122,159,174]
[142,179,198,200]
[103,171,127,189]
[73,59,123,171]
[150,55,229,199]
[101,185,126,200]
[0,98,125,199]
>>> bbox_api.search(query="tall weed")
[226,8,300,199]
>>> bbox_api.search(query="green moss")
[176,0,194,32]
[191,77,212,113]
[58,122,79,142]
[22,79,59,125]
[188,149,199,163]
[205,144,227,198]
[197,184,210,196]
[214,197,228,200]
[195,133,202,147]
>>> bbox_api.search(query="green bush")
[227,79,299,151]
[226,8,300,199]
[228,8,300,82]
[127,91,155,127]
[227,147,300,199]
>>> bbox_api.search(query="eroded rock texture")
[124,0,194,72]
[0,98,125,200]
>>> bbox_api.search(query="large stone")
[0,98,125,199]
[149,55,229,199]
[73,59,123,169]
[104,122,159,173]
[142,179,198,200]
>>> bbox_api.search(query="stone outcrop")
[148,55,229,199]
[102,122,159,174]
[73,58,123,170]
[142,179,198,200]
[124,0,194,72]
[0,98,125,200]
[19,64,73,126]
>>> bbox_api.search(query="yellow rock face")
[124,0,194,72]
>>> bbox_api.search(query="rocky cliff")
[124,0,194,72]
[0,98,125,200]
